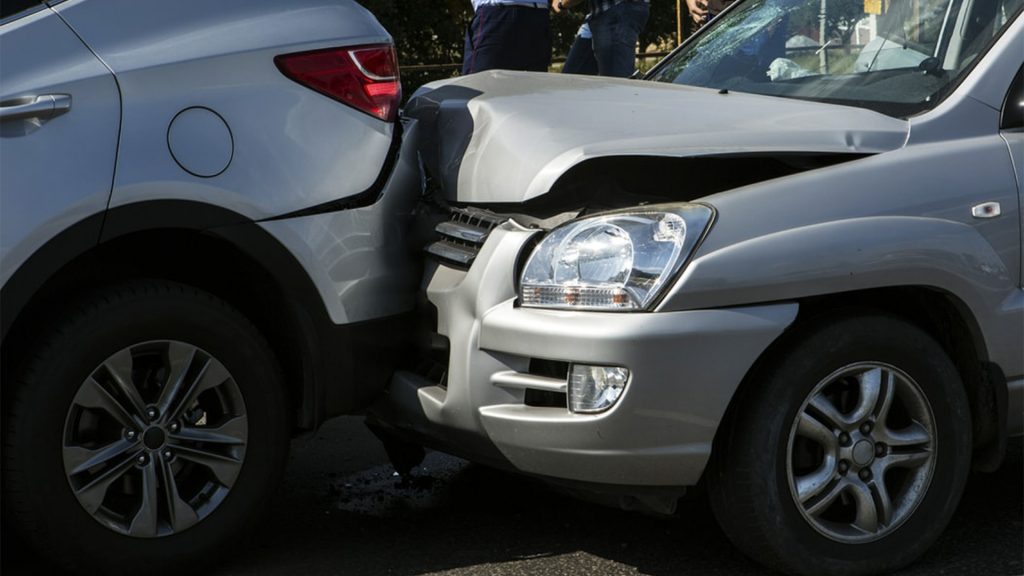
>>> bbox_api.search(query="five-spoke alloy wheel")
[709,315,971,576]
[787,362,935,543]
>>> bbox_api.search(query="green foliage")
[640,1,686,49]
[359,0,470,64]
[357,0,470,95]
[826,0,867,48]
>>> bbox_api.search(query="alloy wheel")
[786,362,936,543]
[62,340,248,537]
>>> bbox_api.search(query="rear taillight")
[275,44,401,122]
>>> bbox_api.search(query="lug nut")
[859,468,872,481]
[839,433,851,446]
[126,430,138,441]
[146,407,159,421]
[169,422,180,433]
[860,422,873,435]
[162,449,173,460]
[136,454,149,466]
[875,443,887,457]
[838,460,850,474]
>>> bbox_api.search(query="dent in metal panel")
[423,225,539,432]
[257,122,421,325]
[403,70,909,204]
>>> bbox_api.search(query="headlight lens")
[519,204,713,311]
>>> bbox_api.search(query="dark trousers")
[562,34,598,75]
[589,2,649,78]
[462,4,552,75]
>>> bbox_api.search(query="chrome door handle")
[0,94,71,122]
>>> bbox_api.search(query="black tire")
[708,315,972,576]
[3,281,289,576]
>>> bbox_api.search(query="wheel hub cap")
[786,362,936,543]
[142,427,167,450]
[851,439,874,466]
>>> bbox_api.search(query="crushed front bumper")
[370,221,798,488]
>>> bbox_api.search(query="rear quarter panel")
[54,0,395,219]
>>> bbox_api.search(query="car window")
[648,0,1023,118]
[1,0,44,20]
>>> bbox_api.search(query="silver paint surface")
[0,7,120,287]
[2,0,414,328]
[52,0,394,219]
[378,8,1024,487]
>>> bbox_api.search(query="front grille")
[425,207,505,268]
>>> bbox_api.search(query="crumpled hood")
[404,70,910,204]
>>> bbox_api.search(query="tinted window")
[1,0,43,20]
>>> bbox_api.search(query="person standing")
[562,22,598,75]
[553,0,650,78]
[684,0,735,27]
[462,0,553,75]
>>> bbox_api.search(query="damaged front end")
[368,69,908,511]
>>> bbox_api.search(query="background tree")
[827,0,868,53]
[358,0,470,96]
[640,1,683,50]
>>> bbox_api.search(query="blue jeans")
[589,2,650,78]
[563,34,598,75]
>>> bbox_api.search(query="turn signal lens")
[275,44,401,122]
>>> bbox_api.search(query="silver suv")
[369,1,1024,575]
[1,1,418,573]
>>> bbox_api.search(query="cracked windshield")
[649,0,1023,116]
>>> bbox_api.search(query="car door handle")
[0,94,71,122]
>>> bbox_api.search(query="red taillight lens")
[275,44,401,122]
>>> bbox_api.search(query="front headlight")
[519,204,714,311]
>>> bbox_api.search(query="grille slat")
[436,220,490,243]
[426,207,505,268]
[425,241,476,265]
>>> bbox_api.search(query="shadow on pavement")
[3,418,1022,576]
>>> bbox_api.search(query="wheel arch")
[711,286,1007,478]
[2,200,346,432]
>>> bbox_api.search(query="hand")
[552,0,581,13]
[685,0,708,24]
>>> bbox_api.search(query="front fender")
[661,215,1020,371]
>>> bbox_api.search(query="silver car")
[369,0,1024,574]
[1,0,418,573]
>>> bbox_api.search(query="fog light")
[569,365,629,413]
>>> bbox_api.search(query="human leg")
[590,2,650,78]
[562,26,598,75]
[462,5,551,75]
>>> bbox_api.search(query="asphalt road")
[5,417,1023,576]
